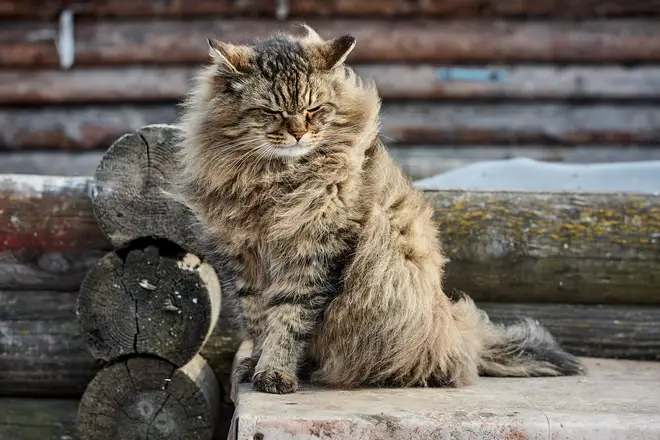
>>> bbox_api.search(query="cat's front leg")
[252,281,328,394]
[234,291,266,384]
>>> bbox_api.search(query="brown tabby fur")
[175,25,584,394]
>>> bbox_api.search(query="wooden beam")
[0,290,98,397]
[0,398,78,440]
[289,0,660,18]
[0,0,274,20]
[5,65,660,105]
[479,303,660,360]
[0,290,241,400]
[3,172,659,303]
[1,290,658,399]
[424,189,660,305]
[4,103,660,150]
[3,19,660,67]
[0,174,110,290]
[1,0,658,20]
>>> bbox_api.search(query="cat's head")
[195,24,380,160]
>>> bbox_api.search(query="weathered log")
[5,103,660,150]
[3,170,659,303]
[0,152,104,176]
[77,355,221,440]
[0,0,274,19]
[78,243,221,367]
[4,19,660,67]
[0,290,242,400]
[479,302,660,360]
[289,0,660,18]
[0,174,110,290]
[6,65,660,105]
[91,124,200,251]
[0,105,177,151]
[2,291,659,402]
[1,0,659,19]
[423,190,660,304]
[0,290,98,397]
[0,398,78,440]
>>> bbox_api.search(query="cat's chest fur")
[209,158,361,289]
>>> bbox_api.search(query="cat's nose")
[290,131,306,141]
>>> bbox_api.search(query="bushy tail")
[478,315,585,377]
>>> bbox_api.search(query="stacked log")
[73,124,236,439]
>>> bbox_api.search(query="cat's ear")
[207,38,252,74]
[300,23,323,43]
[324,35,356,70]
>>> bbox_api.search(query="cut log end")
[77,355,220,440]
[91,124,200,253]
[77,242,221,367]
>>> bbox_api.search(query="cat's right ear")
[207,38,252,74]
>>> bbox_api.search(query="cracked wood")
[77,244,222,367]
[76,355,221,440]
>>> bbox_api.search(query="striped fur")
[175,25,584,394]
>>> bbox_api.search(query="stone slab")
[229,342,660,440]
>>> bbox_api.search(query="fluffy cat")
[175,25,584,394]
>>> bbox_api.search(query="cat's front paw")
[233,357,257,383]
[252,369,298,394]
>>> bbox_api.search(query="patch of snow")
[414,158,660,194]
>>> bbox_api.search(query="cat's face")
[203,26,376,160]
[230,68,338,158]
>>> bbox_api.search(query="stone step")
[229,342,660,440]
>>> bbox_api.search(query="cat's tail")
[452,295,586,378]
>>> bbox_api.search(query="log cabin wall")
[2,0,660,179]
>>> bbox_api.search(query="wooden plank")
[0,152,103,176]
[0,290,241,400]
[0,398,78,440]
[379,103,660,146]
[0,174,110,290]
[2,0,659,20]
[4,19,660,67]
[289,0,660,18]
[4,103,660,150]
[423,190,660,304]
[480,303,660,360]
[1,291,658,400]
[0,291,98,397]
[0,0,274,20]
[6,65,660,105]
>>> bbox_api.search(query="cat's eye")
[307,105,322,113]
[260,108,280,116]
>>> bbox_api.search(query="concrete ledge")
[229,342,660,440]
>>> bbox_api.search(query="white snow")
[413,158,660,194]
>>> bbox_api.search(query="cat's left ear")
[324,35,356,70]
[207,38,252,74]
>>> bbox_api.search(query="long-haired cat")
[176,25,584,394]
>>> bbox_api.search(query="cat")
[175,24,584,394]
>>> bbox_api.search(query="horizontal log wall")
[4,20,660,68]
